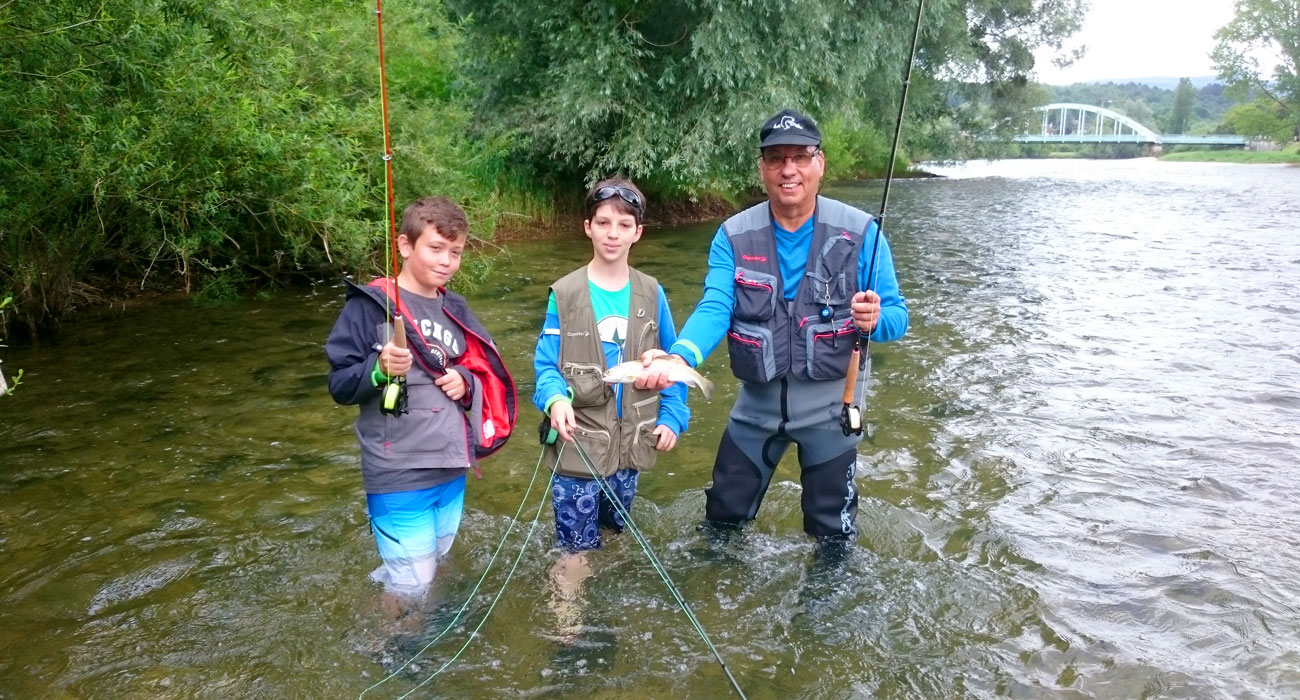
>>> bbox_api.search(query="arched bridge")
[1014,103,1248,146]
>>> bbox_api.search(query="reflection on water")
[2,159,1299,699]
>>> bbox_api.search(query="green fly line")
[358,443,559,699]
[569,440,749,700]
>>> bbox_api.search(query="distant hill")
[1066,75,1221,89]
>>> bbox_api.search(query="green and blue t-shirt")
[532,277,689,437]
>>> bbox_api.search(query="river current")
[2,158,1298,699]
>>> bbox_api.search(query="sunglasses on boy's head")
[589,186,644,213]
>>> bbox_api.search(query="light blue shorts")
[366,476,465,596]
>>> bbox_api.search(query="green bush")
[820,118,912,181]
[1,0,1093,333]
[0,0,497,329]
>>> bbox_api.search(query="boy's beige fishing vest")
[545,267,662,478]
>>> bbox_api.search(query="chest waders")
[705,199,874,538]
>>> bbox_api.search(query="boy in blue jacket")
[532,178,689,634]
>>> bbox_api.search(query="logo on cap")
[776,115,803,130]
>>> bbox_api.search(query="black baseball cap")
[758,109,821,148]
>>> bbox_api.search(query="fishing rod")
[374,0,408,416]
[841,0,926,436]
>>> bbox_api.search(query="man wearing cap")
[637,109,908,540]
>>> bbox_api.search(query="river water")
[2,159,1298,699]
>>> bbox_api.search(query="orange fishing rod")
[375,0,408,416]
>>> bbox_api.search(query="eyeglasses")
[759,149,820,169]
[589,185,644,213]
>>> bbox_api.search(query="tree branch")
[8,17,106,40]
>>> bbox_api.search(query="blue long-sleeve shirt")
[533,282,690,436]
[670,215,908,367]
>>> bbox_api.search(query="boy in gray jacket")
[327,196,515,598]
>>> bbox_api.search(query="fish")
[602,360,714,400]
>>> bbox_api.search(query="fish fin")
[699,376,714,401]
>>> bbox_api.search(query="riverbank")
[1160,144,1300,164]
[3,167,942,342]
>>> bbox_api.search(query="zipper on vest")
[735,271,773,293]
[779,376,790,429]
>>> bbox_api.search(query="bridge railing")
[1005,104,1249,146]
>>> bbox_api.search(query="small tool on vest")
[821,287,836,347]
[380,314,410,416]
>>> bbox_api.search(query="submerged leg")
[704,424,788,526]
[548,551,592,641]
[797,447,859,538]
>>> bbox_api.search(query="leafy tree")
[1212,0,1300,141]
[451,0,1086,195]
[1166,77,1197,132]
[1121,98,1156,127]
[1222,98,1296,140]
[0,0,1089,331]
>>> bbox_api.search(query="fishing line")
[842,0,926,435]
[358,443,560,699]
[374,0,401,310]
[569,439,749,700]
[394,460,555,699]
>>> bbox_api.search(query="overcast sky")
[1033,0,1237,85]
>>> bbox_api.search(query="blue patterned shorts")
[551,470,639,552]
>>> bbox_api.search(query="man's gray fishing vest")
[724,195,872,384]
[545,267,663,478]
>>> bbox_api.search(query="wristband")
[370,358,391,387]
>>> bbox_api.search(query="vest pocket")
[572,425,616,477]
[804,314,858,381]
[628,417,660,472]
[564,362,610,408]
[547,425,614,478]
[733,268,778,321]
[630,393,660,423]
[806,234,855,307]
[726,321,776,384]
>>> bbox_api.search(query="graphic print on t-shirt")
[400,290,465,371]
[596,315,627,364]
[417,317,460,355]
[415,316,462,370]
